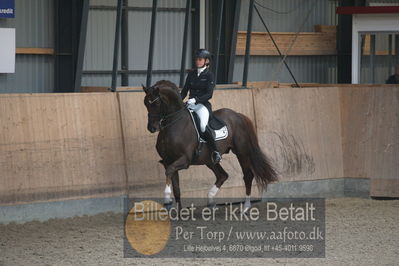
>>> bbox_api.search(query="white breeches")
[188,103,209,133]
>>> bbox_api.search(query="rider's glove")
[187,98,196,105]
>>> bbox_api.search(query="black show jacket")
[180,67,215,112]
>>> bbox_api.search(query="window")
[359,32,399,84]
[351,14,399,84]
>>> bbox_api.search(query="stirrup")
[211,151,222,164]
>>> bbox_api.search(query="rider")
[180,49,222,164]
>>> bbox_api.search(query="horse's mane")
[153,80,183,107]
[153,80,179,92]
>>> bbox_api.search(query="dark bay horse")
[143,80,278,210]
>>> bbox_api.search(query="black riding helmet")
[194,49,211,66]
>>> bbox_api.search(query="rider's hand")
[187,98,196,105]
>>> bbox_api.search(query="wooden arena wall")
[0,93,127,205]
[251,85,399,197]
[339,86,399,197]
[0,85,398,206]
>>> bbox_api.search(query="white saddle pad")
[214,126,228,141]
[188,109,228,142]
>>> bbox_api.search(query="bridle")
[148,96,160,104]
[147,93,187,131]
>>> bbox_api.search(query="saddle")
[188,109,228,143]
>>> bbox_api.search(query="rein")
[159,107,187,130]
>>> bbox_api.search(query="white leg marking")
[243,195,251,213]
[164,184,172,204]
[208,185,220,199]
[207,185,219,206]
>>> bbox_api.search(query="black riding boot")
[203,125,222,164]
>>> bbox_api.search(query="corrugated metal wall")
[84,0,340,87]
[0,0,341,92]
[0,0,54,93]
[82,0,192,87]
[233,0,339,84]
[239,0,338,32]
[234,55,337,84]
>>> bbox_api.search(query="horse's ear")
[142,84,148,94]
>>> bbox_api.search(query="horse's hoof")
[164,202,172,210]
[207,200,216,209]
[176,203,184,213]
[242,201,251,214]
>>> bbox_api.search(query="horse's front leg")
[206,163,229,207]
[163,156,189,207]
[164,171,181,206]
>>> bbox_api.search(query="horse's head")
[143,84,162,133]
[143,80,183,133]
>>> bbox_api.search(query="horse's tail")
[239,114,278,191]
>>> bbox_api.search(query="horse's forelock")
[159,86,180,100]
[154,80,179,92]
[155,81,182,106]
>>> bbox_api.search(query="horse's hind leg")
[237,155,254,212]
[171,171,181,208]
[206,163,229,206]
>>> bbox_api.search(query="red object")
[336,6,399,14]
